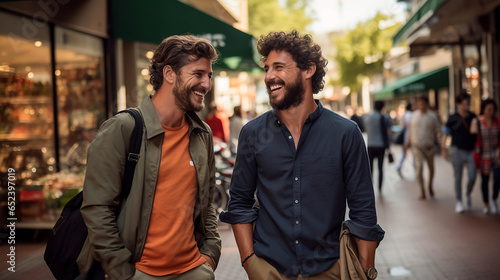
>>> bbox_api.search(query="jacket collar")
[138,95,208,140]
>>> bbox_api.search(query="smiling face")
[172,57,212,112]
[264,50,305,110]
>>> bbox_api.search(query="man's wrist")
[363,267,378,279]
[241,252,255,267]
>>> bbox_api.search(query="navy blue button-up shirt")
[220,101,384,278]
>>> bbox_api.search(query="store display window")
[0,11,55,181]
[55,27,106,172]
[0,11,106,225]
[136,42,156,104]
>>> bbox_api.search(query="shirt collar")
[272,99,324,125]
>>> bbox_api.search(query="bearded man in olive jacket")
[77,35,221,280]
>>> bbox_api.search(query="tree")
[248,0,314,39]
[334,13,401,92]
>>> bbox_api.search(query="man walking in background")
[397,103,413,177]
[442,93,477,213]
[363,100,391,194]
[405,96,442,200]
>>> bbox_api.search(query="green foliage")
[334,13,401,91]
[248,0,314,39]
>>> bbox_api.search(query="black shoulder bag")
[44,108,143,280]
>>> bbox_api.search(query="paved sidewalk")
[1,146,499,280]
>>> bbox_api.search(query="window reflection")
[55,27,106,172]
[0,11,55,181]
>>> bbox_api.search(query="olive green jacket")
[77,96,221,280]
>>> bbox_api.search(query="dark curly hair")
[257,30,328,94]
[480,98,497,115]
[149,35,219,91]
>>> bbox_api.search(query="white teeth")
[270,85,283,91]
[193,91,205,97]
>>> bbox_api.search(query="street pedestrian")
[470,98,500,214]
[205,105,226,142]
[396,103,414,177]
[78,35,221,280]
[441,93,477,213]
[346,105,365,132]
[363,100,391,194]
[220,30,384,280]
[405,96,441,200]
[229,105,244,155]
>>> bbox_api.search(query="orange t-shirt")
[135,119,205,275]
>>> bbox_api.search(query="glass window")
[54,27,106,172]
[136,42,156,103]
[0,11,55,181]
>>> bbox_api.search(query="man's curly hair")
[149,35,218,91]
[257,30,328,94]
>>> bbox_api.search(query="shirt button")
[295,177,299,181]
[296,220,300,224]
[295,200,299,204]
[295,240,299,244]
[288,135,292,140]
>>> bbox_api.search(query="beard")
[267,78,305,111]
[173,76,205,112]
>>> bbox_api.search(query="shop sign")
[398,82,425,94]
[198,33,226,48]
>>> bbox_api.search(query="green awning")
[112,0,259,70]
[375,66,449,100]
[393,0,448,46]
[375,88,395,100]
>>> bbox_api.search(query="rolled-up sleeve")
[219,125,259,224]
[343,125,385,242]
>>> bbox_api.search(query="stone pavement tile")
[215,223,248,280]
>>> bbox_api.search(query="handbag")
[387,151,394,163]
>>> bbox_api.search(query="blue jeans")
[449,147,476,201]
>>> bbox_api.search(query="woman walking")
[470,99,500,214]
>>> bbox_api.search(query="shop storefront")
[0,0,258,230]
[112,0,259,111]
[0,1,108,227]
[375,66,450,121]
[393,0,500,114]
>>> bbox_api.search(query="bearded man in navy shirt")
[220,30,384,280]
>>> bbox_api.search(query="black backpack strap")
[117,108,143,200]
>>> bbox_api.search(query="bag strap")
[117,108,144,200]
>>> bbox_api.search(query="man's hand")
[201,254,216,271]
[441,148,449,160]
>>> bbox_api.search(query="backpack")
[44,108,144,280]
